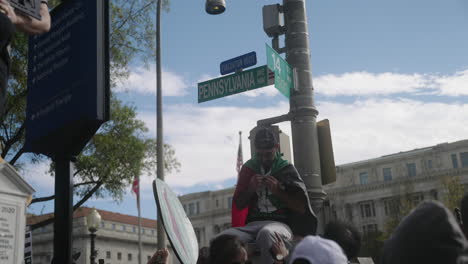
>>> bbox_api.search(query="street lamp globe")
[87,208,102,233]
[205,0,225,15]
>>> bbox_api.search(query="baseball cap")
[289,236,348,264]
[254,127,278,150]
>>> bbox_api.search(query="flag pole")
[137,176,142,264]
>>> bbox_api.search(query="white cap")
[289,236,348,264]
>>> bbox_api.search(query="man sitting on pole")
[221,126,317,264]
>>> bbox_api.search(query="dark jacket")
[382,201,468,264]
[231,155,317,236]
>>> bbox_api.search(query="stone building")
[179,139,468,244]
[27,207,165,264]
[325,139,468,234]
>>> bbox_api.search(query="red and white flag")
[132,176,140,209]
[236,131,243,173]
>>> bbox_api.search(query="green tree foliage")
[1,0,178,228]
[441,175,465,211]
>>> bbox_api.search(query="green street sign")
[266,44,293,98]
[198,65,270,103]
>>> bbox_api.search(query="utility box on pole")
[262,4,284,37]
[249,125,292,163]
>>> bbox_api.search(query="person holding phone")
[219,126,317,264]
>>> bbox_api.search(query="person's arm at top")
[15,1,51,34]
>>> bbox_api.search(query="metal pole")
[156,0,166,250]
[90,231,96,264]
[138,177,142,264]
[283,0,326,224]
[53,156,73,264]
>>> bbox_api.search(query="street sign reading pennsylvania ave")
[198,65,270,103]
[220,51,257,75]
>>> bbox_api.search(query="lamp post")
[87,208,102,264]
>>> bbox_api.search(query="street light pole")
[156,0,166,252]
[87,208,102,264]
[283,0,326,223]
[89,231,97,264]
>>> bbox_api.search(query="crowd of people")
[148,127,468,264]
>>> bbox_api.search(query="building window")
[452,154,459,168]
[142,228,145,234]
[196,201,200,214]
[183,204,187,213]
[359,172,368,185]
[460,152,468,168]
[362,224,378,234]
[359,201,375,218]
[383,199,398,216]
[101,221,105,228]
[189,203,195,215]
[117,252,122,260]
[122,225,126,231]
[106,251,111,259]
[407,163,416,177]
[214,225,220,234]
[411,193,424,207]
[228,197,233,208]
[128,253,132,261]
[112,224,116,230]
[427,159,433,169]
[383,168,392,182]
[345,203,353,220]
[133,226,136,233]
[152,229,155,236]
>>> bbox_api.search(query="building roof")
[27,207,157,228]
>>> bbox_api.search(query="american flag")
[132,176,140,209]
[236,131,243,173]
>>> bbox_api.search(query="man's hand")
[147,248,169,264]
[0,0,18,24]
[264,175,281,195]
[247,174,265,192]
[270,232,289,263]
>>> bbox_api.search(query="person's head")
[323,220,361,260]
[289,236,348,264]
[254,127,279,170]
[209,234,249,264]
[382,201,468,264]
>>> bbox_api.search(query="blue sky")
[25,0,468,220]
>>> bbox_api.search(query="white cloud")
[314,72,429,96]
[21,160,54,190]
[314,70,468,97]
[435,70,468,96]
[116,65,188,96]
[137,98,468,188]
[320,99,468,164]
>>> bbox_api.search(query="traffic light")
[317,119,336,185]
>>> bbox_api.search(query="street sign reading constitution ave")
[220,51,257,75]
[198,65,269,103]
